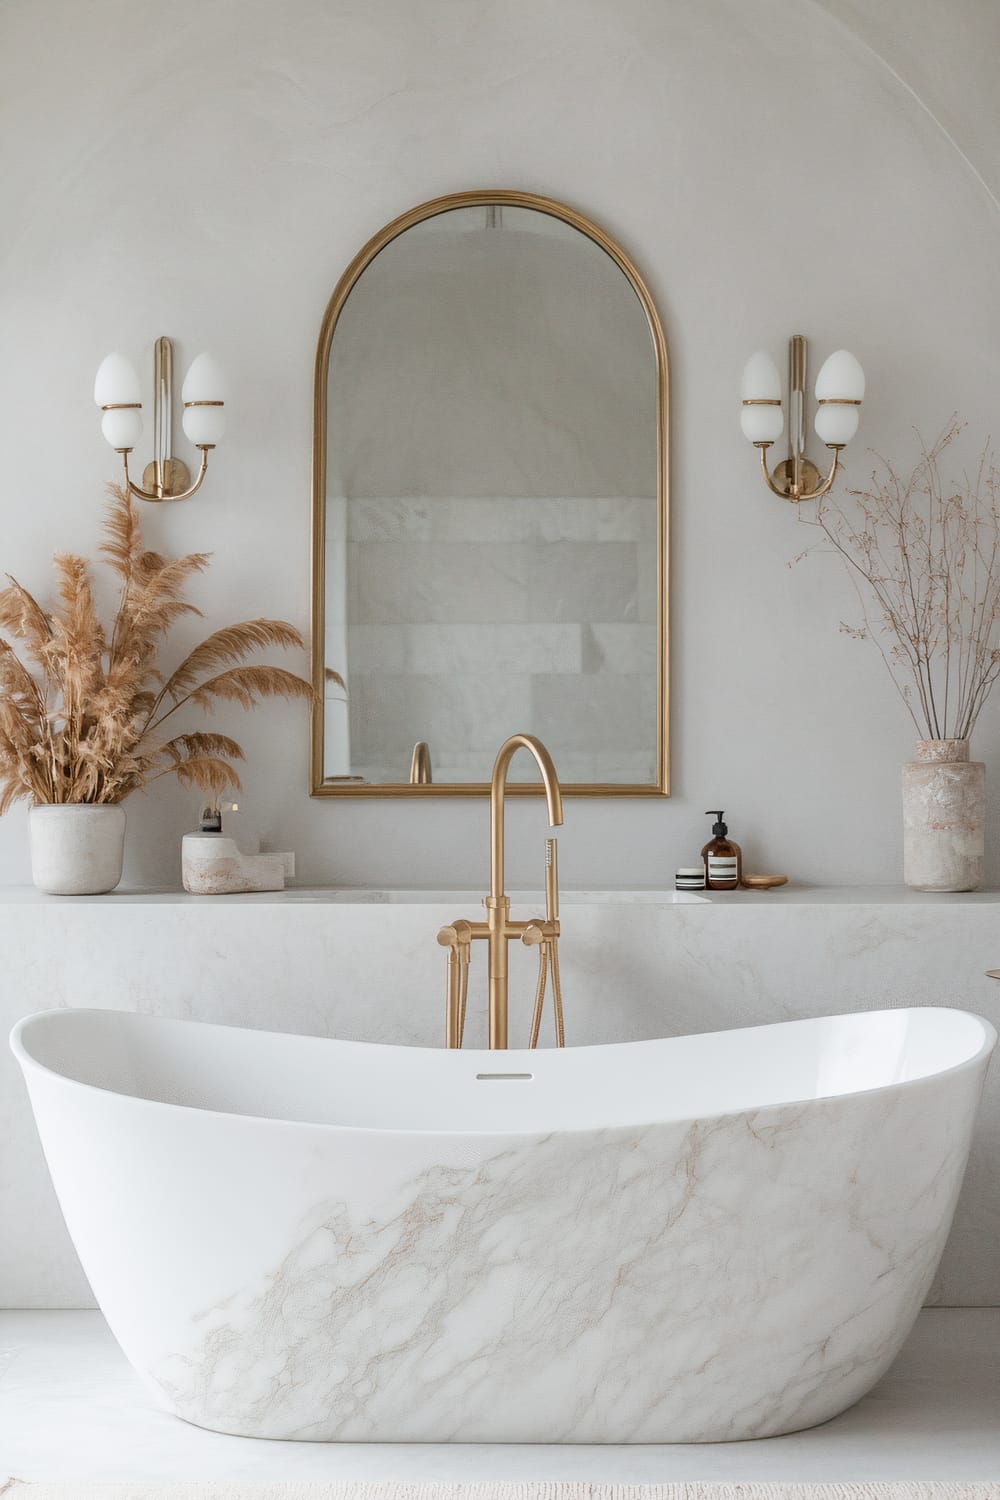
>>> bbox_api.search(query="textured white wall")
[1,0,999,891]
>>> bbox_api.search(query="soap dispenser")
[702,810,741,890]
[181,801,295,895]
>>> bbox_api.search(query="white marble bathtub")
[11,1004,994,1443]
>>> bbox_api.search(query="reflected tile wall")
[347,496,655,543]
[526,543,639,623]
[351,623,582,675]
[583,623,658,675]
[351,672,531,757]
[343,497,659,783]
[530,674,647,752]
[348,542,531,625]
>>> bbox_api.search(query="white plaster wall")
[2,0,1000,891]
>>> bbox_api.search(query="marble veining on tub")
[152,1080,973,1442]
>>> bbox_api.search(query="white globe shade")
[815,349,865,402]
[815,403,860,447]
[93,353,141,408]
[183,404,226,446]
[740,403,784,444]
[100,406,143,450]
[181,353,226,405]
[741,350,782,402]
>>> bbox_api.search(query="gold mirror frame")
[310,190,670,798]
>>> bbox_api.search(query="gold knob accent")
[522,921,547,947]
[438,920,473,947]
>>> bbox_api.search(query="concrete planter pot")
[29,804,126,895]
[902,739,985,893]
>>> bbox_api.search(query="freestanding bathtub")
[11,1004,994,1444]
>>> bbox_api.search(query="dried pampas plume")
[0,486,315,809]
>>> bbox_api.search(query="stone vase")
[29,804,126,895]
[902,739,985,892]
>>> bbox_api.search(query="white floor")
[1,1309,999,1484]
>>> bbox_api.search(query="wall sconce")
[93,337,226,503]
[741,335,865,503]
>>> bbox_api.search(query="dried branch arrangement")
[797,419,1000,741]
[0,486,314,810]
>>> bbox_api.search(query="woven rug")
[3,1482,999,1499]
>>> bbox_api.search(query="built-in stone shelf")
[4,883,1000,903]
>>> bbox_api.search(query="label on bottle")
[707,855,738,885]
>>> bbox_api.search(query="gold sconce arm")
[757,443,789,499]
[757,442,843,504]
[805,446,842,502]
[120,445,211,504]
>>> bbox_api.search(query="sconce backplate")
[142,458,192,498]
[770,456,822,502]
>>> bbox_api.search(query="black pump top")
[706,810,728,837]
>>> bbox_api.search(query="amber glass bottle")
[701,810,741,890]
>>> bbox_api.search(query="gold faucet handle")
[438,920,473,948]
[441,920,475,1050]
[522,920,547,947]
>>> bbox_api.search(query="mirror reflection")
[316,197,667,792]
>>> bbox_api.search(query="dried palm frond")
[171,755,243,796]
[99,485,143,580]
[0,642,44,727]
[185,665,315,714]
[161,732,247,763]
[0,577,55,667]
[0,487,316,807]
[159,621,306,703]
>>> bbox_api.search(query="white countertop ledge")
[3,884,1000,905]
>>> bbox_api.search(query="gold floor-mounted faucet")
[438,733,566,1050]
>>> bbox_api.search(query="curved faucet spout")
[490,733,563,901]
[437,732,566,1050]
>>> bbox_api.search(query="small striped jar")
[675,866,706,892]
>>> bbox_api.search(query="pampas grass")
[0,486,314,810]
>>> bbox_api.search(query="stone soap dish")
[182,834,295,895]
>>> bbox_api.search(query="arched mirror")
[311,191,668,796]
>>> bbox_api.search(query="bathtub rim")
[10,1004,997,1141]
